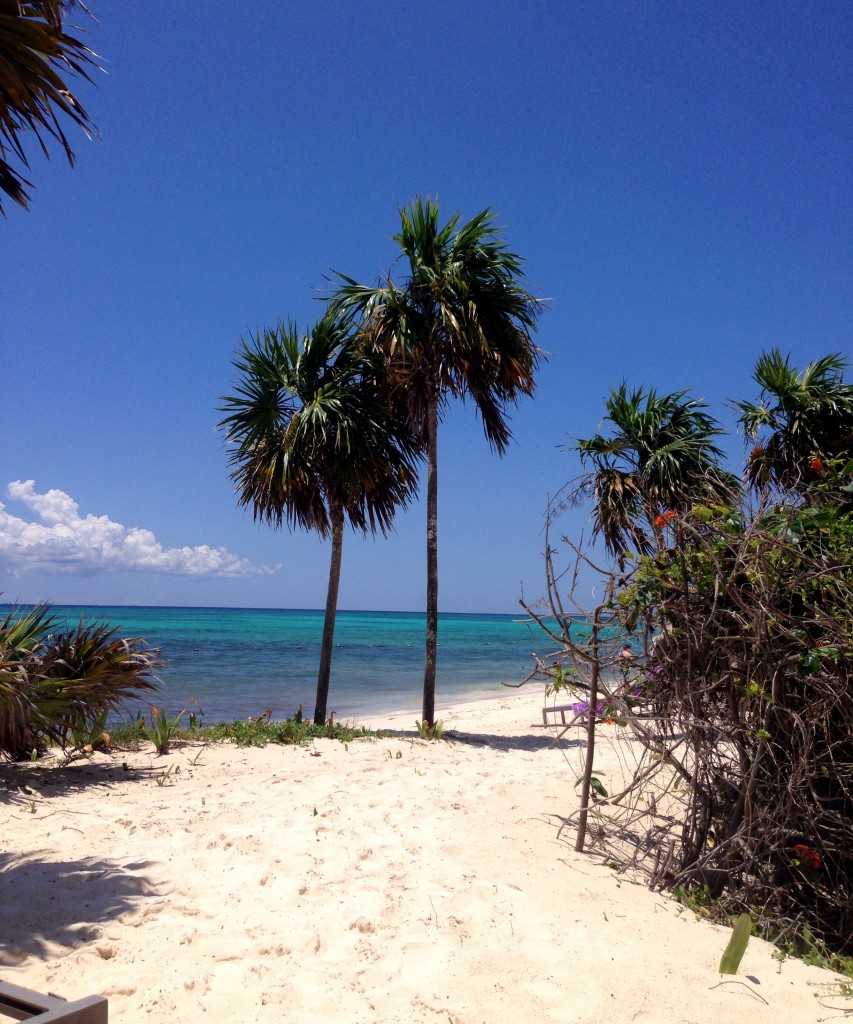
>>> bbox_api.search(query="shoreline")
[344,682,538,731]
[1,687,847,1023]
[24,604,542,726]
[113,679,540,734]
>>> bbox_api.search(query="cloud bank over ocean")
[0,481,277,579]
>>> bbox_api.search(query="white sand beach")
[1,688,848,1023]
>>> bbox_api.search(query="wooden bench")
[0,982,107,1023]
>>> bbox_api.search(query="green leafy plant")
[145,706,186,755]
[415,719,444,740]
[673,884,715,917]
[0,604,160,760]
[526,350,853,968]
[65,707,111,760]
[546,664,579,697]
[574,771,607,799]
[155,764,177,787]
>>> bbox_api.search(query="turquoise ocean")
[29,606,549,724]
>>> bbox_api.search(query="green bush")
[619,471,853,954]
[0,604,160,760]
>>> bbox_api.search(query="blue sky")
[1,0,850,613]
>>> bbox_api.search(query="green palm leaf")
[735,349,853,491]
[0,1,99,212]
[575,383,736,557]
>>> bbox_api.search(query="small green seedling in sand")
[574,771,608,799]
[415,719,444,740]
[155,764,177,787]
[145,705,187,755]
[186,748,205,766]
[719,913,752,974]
[27,799,36,814]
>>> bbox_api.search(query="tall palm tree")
[575,384,737,559]
[735,350,853,491]
[0,0,98,213]
[333,197,543,725]
[218,312,421,725]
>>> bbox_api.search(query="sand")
[1,688,849,1023]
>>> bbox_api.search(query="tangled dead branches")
[523,485,853,956]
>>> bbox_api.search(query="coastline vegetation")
[525,349,853,965]
[0,603,160,761]
[108,711,389,750]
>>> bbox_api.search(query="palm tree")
[735,350,853,491]
[575,384,737,559]
[332,197,543,725]
[0,0,98,214]
[218,312,421,725]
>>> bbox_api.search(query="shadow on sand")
[0,754,166,807]
[0,851,159,962]
[440,729,585,752]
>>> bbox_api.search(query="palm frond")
[0,604,160,760]
[736,349,853,491]
[219,310,422,540]
[0,0,100,212]
[331,196,543,451]
[574,383,736,556]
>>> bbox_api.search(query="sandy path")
[1,689,848,1023]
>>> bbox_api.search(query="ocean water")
[23,606,554,724]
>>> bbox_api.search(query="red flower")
[654,510,676,528]
[791,843,821,869]
[810,458,823,474]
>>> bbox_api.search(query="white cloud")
[0,481,278,579]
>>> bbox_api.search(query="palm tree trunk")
[314,503,344,725]
[575,604,605,852]
[423,391,439,726]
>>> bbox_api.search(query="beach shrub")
[622,475,853,954]
[0,604,160,760]
[106,712,386,751]
[526,352,853,961]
